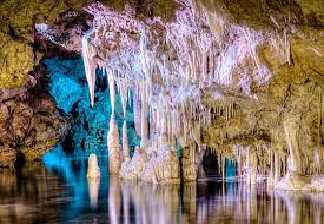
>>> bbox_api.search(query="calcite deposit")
[34,0,323,189]
[1,0,323,190]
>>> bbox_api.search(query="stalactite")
[140,81,148,148]
[218,153,221,175]
[270,149,273,183]
[284,30,292,65]
[107,69,116,117]
[76,0,274,184]
[284,116,302,175]
[123,121,129,160]
[133,90,141,136]
[222,156,225,180]
[318,87,323,149]
[81,35,96,107]
[321,89,324,147]
[283,155,287,176]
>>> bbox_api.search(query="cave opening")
[202,149,221,177]
[202,148,237,179]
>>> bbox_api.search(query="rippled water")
[0,159,323,224]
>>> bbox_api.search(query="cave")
[0,0,323,223]
[202,149,220,177]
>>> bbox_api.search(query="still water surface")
[0,156,323,224]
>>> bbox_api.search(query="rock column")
[284,115,302,175]
[182,144,198,181]
[108,118,121,175]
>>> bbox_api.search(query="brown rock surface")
[0,88,68,163]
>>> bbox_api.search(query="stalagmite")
[183,143,198,181]
[274,152,280,183]
[120,83,130,161]
[283,116,302,175]
[108,118,121,175]
[87,154,100,179]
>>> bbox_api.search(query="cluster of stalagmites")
[37,0,323,190]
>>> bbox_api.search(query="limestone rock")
[0,0,91,88]
[142,147,180,184]
[120,148,148,181]
[0,91,67,163]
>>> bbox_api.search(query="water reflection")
[88,178,100,209]
[0,162,323,224]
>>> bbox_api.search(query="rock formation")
[87,153,100,179]
[1,0,323,190]
[108,118,121,174]
[0,81,68,164]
